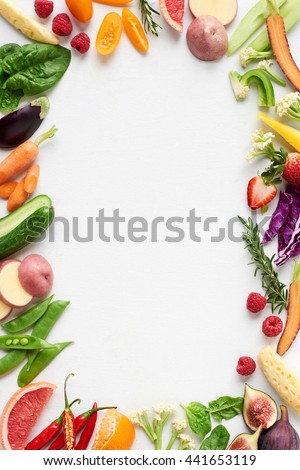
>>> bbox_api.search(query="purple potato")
[0,96,50,148]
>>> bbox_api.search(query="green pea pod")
[26,300,70,370]
[0,350,26,376]
[1,296,54,334]
[18,341,73,387]
[0,335,57,350]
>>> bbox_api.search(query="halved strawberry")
[247,176,277,210]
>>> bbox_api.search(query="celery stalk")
[227,0,286,56]
[248,0,300,53]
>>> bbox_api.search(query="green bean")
[0,350,26,376]
[18,341,73,387]
[0,335,57,350]
[27,300,70,369]
[1,296,54,334]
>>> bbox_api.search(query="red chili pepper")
[48,406,116,450]
[75,402,98,450]
[62,373,76,450]
[25,399,80,450]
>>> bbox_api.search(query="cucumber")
[0,195,54,259]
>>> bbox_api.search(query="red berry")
[246,292,267,313]
[247,176,277,210]
[283,152,300,189]
[52,13,73,36]
[262,316,283,337]
[71,33,90,54]
[236,356,256,376]
[34,0,54,18]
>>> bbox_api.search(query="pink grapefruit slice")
[159,0,184,32]
[0,382,56,449]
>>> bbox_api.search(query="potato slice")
[189,0,238,26]
[0,260,32,308]
[258,346,300,415]
[0,300,12,321]
[0,0,59,45]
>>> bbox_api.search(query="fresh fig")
[227,426,262,450]
[243,384,277,431]
[258,405,300,450]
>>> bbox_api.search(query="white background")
[0,0,300,451]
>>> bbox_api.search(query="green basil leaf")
[0,88,23,111]
[208,396,243,422]
[200,425,230,450]
[183,402,211,440]
[3,44,71,95]
[0,44,20,86]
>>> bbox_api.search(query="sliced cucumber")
[0,194,52,238]
[0,201,54,259]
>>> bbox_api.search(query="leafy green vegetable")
[0,89,23,111]
[200,425,230,450]
[3,44,71,96]
[0,44,20,87]
[208,396,243,422]
[181,402,211,440]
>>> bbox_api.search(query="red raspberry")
[246,292,267,313]
[236,356,256,376]
[262,316,283,337]
[34,0,54,19]
[52,13,73,36]
[71,33,90,54]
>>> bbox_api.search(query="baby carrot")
[0,126,57,185]
[7,178,29,212]
[24,164,40,194]
[0,181,18,199]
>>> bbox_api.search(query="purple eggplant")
[0,97,50,148]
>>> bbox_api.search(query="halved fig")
[243,384,278,431]
[227,426,262,450]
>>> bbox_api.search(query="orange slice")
[92,409,135,450]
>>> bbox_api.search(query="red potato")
[0,300,12,321]
[0,261,32,308]
[189,0,237,26]
[18,254,53,298]
[186,15,228,61]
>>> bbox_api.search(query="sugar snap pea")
[0,335,57,350]
[27,300,70,369]
[1,295,54,334]
[18,341,73,387]
[0,350,26,376]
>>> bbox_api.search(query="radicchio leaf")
[262,191,293,244]
[275,226,300,266]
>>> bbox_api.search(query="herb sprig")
[139,0,162,36]
[239,216,288,313]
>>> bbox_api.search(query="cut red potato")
[0,300,12,321]
[189,0,237,26]
[0,261,32,308]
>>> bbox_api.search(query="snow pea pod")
[0,350,26,376]
[18,341,73,387]
[1,295,54,334]
[27,300,70,369]
[0,335,57,350]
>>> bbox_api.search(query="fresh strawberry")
[282,153,300,189]
[247,176,277,210]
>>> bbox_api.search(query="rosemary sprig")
[139,0,162,36]
[239,216,288,313]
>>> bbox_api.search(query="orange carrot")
[0,126,57,186]
[7,178,29,213]
[0,181,18,199]
[24,164,40,194]
[266,0,300,91]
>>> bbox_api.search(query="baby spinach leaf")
[208,396,243,422]
[3,44,71,96]
[0,88,23,111]
[200,425,230,450]
[0,44,20,86]
[182,402,211,440]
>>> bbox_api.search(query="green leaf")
[0,44,20,87]
[208,396,243,422]
[3,44,71,96]
[200,425,230,450]
[182,402,211,440]
[0,88,23,111]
